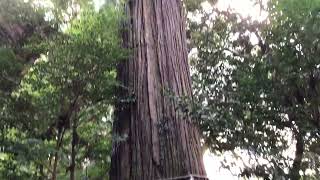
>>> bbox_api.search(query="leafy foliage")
[0,0,125,179]
[187,0,320,179]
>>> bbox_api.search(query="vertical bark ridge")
[110,0,206,179]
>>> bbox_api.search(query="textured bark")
[110,0,206,179]
[0,21,27,46]
[0,17,54,47]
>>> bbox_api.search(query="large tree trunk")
[110,0,206,180]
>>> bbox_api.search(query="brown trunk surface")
[110,1,206,180]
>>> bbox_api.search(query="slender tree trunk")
[51,152,58,180]
[51,128,65,180]
[110,1,206,179]
[36,164,44,180]
[69,119,77,180]
[290,130,304,180]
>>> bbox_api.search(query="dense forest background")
[0,0,319,179]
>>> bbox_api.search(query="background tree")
[186,0,320,179]
[0,0,125,179]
